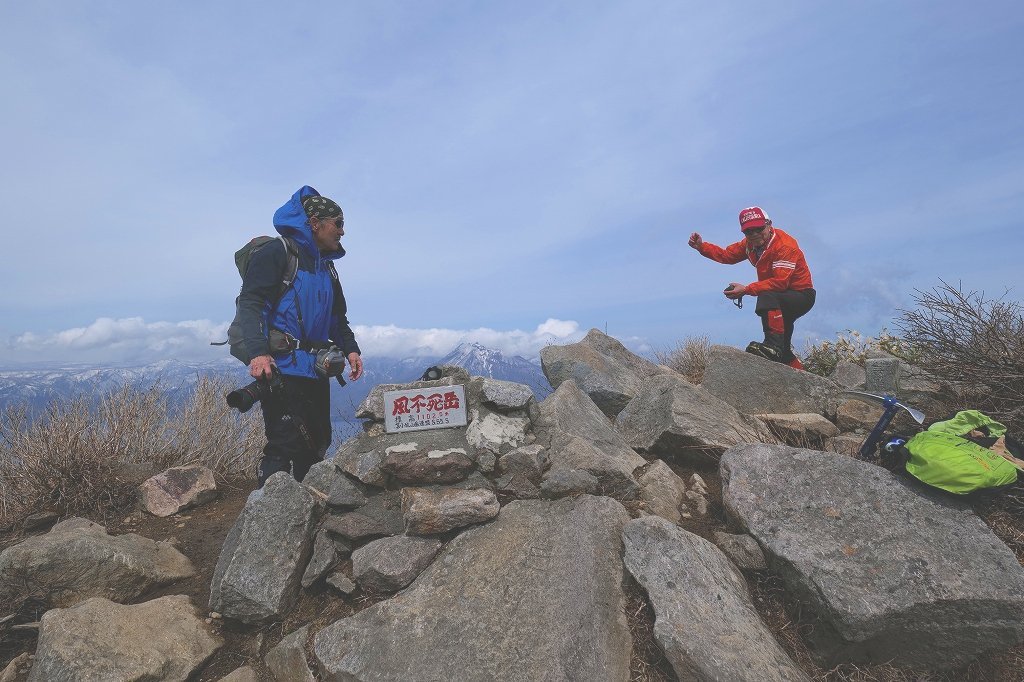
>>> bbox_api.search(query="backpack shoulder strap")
[278,236,300,291]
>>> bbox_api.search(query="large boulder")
[702,345,842,419]
[139,465,218,517]
[536,380,647,499]
[721,444,1024,669]
[314,495,632,681]
[540,328,669,418]
[623,516,807,681]
[0,517,194,608]
[209,473,324,624]
[28,595,221,682]
[616,373,776,465]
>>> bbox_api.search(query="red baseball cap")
[739,206,770,231]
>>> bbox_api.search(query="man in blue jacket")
[238,186,364,487]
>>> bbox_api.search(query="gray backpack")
[218,236,299,364]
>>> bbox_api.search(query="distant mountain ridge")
[0,343,553,433]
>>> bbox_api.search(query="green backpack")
[903,411,1018,494]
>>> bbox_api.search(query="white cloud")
[353,319,585,358]
[7,317,588,365]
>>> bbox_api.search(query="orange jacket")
[696,228,813,296]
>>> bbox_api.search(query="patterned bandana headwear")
[302,195,344,225]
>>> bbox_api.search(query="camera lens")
[226,383,261,413]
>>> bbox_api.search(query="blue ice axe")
[842,391,925,460]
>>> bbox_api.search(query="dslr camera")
[226,368,286,413]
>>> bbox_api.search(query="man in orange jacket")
[688,206,815,369]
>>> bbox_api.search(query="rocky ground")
[2,329,1023,681]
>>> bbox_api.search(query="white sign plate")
[383,384,468,434]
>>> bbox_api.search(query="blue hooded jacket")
[237,186,360,378]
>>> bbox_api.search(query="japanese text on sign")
[383,384,468,434]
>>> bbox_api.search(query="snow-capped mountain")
[0,343,552,434]
[436,342,552,400]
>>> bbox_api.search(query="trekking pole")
[843,391,925,460]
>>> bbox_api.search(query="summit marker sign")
[384,384,468,434]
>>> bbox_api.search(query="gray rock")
[209,473,324,624]
[0,517,194,608]
[539,328,668,418]
[496,472,542,499]
[302,460,369,508]
[326,571,357,595]
[381,442,476,484]
[835,399,883,433]
[219,667,258,682]
[351,535,443,593]
[830,361,865,389]
[22,510,58,532]
[465,409,530,454]
[336,444,388,487]
[684,489,709,517]
[864,357,901,394]
[757,413,840,447]
[545,436,642,499]
[636,460,687,524]
[616,373,776,466]
[623,517,807,681]
[540,468,601,498]
[301,530,341,589]
[536,380,646,499]
[314,496,632,681]
[721,444,1024,669]
[712,531,768,571]
[480,377,535,411]
[28,595,221,682]
[265,625,315,682]
[139,465,218,517]
[0,653,30,681]
[321,490,405,541]
[825,434,863,457]
[497,443,548,481]
[402,487,500,535]
[476,450,496,473]
[702,345,842,419]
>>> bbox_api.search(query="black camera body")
[226,370,286,413]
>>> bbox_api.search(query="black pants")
[754,288,816,362]
[258,374,331,487]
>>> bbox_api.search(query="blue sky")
[2,1,1021,367]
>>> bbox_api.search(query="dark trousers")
[754,288,816,362]
[258,374,331,487]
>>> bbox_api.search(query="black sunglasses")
[744,226,767,235]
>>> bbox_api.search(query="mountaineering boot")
[745,332,787,364]
[788,356,804,370]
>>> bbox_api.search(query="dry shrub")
[0,375,263,523]
[802,329,917,378]
[656,335,711,384]
[896,280,1024,433]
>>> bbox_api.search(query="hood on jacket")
[273,185,346,261]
